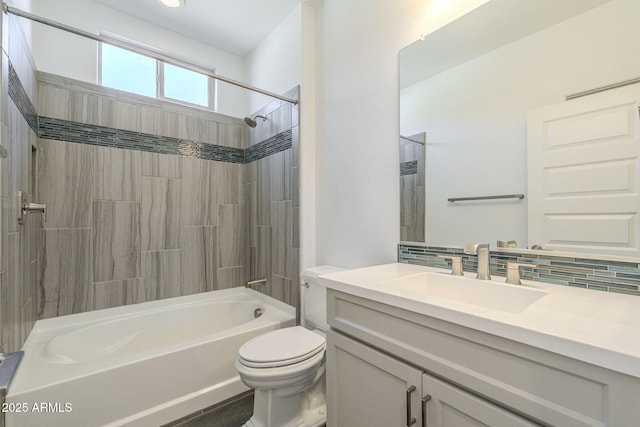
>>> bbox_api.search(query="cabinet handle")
[421,394,432,427]
[406,385,417,426]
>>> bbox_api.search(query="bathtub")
[5,287,295,427]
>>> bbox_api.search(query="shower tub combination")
[5,287,295,427]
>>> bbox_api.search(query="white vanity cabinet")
[327,329,536,427]
[421,373,537,427]
[327,330,424,426]
[326,289,640,427]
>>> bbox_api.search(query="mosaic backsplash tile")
[398,243,640,296]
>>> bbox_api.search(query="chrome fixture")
[244,115,267,128]
[253,308,263,318]
[18,191,46,224]
[1,4,298,105]
[400,134,425,145]
[246,278,267,288]
[448,194,525,203]
[497,240,517,248]
[566,76,640,100]
[506,262,537,285]
[438,255,463,276]
[464,243,491,280]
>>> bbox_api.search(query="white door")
[527,85,640,256]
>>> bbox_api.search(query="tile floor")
[162,392,254,427]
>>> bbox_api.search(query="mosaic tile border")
[38,116,246,163]
[245,129,293,163]
[398,243,640,296]
[8,62,38,134]
[400,160,418,176]
[8,60,293,164]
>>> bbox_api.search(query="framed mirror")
[399,0,640,258]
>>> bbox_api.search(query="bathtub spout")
[246,278,267,288]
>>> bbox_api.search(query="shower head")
[244,115,267,128]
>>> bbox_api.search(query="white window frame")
[98,34,216,111]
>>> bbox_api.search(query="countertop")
[319,263,640,378]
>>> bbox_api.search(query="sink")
[384,272,547,313]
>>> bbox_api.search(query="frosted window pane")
[101,44,156,98]
[164,63,209,107]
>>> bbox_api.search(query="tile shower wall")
[245,87,300,311]
[0,13,40,357]
[399,133,425,242]
[398,243,640,296]
[35,74,248,318]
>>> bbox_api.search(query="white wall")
[312,0,489,268]
[28,0,248,117]
[6,0,32,47]
[400,0,640,247]
[246,4,302,114]
[245,2,323,273]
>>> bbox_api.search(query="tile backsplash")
[399,243,640,296]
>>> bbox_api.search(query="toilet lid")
[238,326,325,368]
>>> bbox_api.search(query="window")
[100,43,214,109]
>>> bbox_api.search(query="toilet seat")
[238,326,325,368]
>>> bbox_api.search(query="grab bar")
[447,194,525,203]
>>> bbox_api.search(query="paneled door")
[527,85,640,256]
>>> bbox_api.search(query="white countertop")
[319,263,640,378]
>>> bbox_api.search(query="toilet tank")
[300,265,346,331]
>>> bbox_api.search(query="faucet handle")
[438,255,463,276]
[464,243,490,255]
[506,262,536,285]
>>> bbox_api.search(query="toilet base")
[243,369,326,427]
[242,387,326,427]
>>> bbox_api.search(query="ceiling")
[94,0,301,57]
[399,0,611,88]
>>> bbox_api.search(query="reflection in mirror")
[400,133,425,242]
[399,0,640,258]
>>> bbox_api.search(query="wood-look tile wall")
[400,133,425,242]
[34,77,299,319]
[245,87,301,312]
[36,137,246,318]
[1,14,300,360]
[35,69,250,318]
[0,14,40,359]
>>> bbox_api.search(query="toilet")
[235,265,345,427]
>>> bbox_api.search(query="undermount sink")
[383,272,547,313]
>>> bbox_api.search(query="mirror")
[399,0,640,257]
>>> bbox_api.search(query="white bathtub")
[6,287,295,427]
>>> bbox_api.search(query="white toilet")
[235,265,345,427]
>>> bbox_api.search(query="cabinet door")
[422,374,539,427]
[327,330,424,427]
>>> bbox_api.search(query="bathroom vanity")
[321,264,640,426]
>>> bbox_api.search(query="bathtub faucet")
[246,278,267,289]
